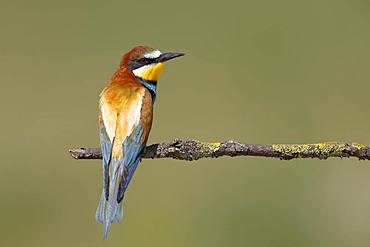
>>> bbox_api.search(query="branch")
[69,139,370,161]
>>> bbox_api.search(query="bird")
[96,46,184,239]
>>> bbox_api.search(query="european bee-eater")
[96,46,184,239]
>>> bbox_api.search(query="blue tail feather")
[96,158,124,239]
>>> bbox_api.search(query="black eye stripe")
[127,57,156,70]
[138,57,154,64]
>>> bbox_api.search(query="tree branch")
[69,139,370,161]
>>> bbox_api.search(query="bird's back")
[97,71,154,238]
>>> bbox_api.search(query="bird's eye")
[138,58,150,64]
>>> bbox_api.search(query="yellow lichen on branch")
[272,142,369,160]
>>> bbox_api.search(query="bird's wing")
[116,122,146,202]
[117,90,153,202]
[99,85,152,202]
[98,102,117,198]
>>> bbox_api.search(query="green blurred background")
[1,0,370,246]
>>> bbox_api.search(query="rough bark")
[69,139,370,161]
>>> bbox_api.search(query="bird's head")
[121,46,184,82]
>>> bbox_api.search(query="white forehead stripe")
[144,50,161,59]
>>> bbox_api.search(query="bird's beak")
[156,52,185,63]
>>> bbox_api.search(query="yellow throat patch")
[133,63,164,81]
